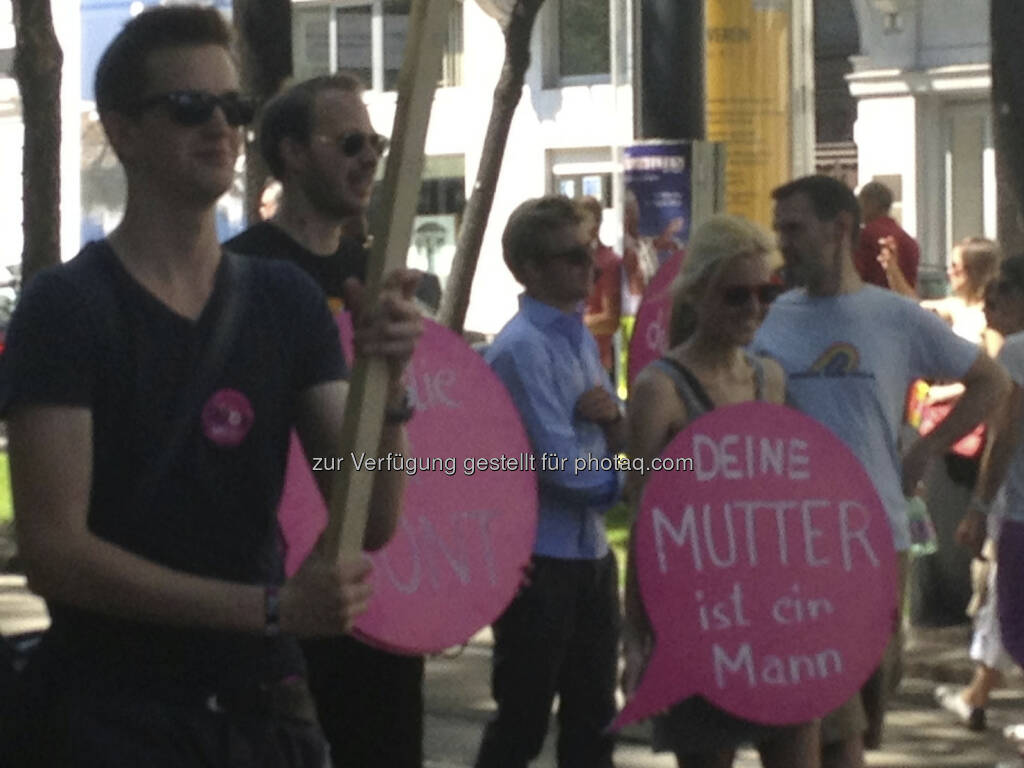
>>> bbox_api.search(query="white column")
[790,0,815,177]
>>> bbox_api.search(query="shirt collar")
[519,294,585,342]
[520,293,584,323]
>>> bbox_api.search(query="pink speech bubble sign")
[611,402,898,730]
[278,317,538,654]
[628,251,683,386]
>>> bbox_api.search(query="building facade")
[0,0,998,329]
[845,0,994,290]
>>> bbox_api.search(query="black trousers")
[2,668,328,768]
[301,635,424,768]
[474,552,621,768]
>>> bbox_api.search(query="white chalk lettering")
[713,642,755,688]
[695,582,750,631]
[839,501,880,570]
[703,502,738,568]
[377,516,422,595]
[759,438,784,476]
[788,439,810,479]
[713,642,844,688]
[771,584,835,625]
[801,500,830,567]
[651,499,871,573]
[375,509,501,593]
[692,434,813,482]
[653,505,702,573]
[406,368,459,411]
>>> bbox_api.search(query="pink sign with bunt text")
[628,252,683,386]
[278,317,538,655]
[611,401,897,730]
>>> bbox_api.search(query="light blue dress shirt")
[485,294,621,559]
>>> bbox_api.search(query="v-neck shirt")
[0,239,346,693]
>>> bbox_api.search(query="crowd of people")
[1,5,1023,768]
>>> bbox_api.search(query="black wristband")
[264,584,281,637]
[384,388,415,425]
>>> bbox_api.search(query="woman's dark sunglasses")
[720,283,784,307]
[323,131,391,158]
[130,91,256,127]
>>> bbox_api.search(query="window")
[544,0,610,87]
[554,173,612,207]
[293,0,463,89]
[549,148,615,208]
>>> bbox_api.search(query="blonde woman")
[621,215,817,768]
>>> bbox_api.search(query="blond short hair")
[669,214,775,345]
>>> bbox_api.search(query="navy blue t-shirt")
[0,240,346,693]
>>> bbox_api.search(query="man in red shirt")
[855,180,920,291]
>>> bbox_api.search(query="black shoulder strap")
[75,246,250,504]
[746,353,766,401]
[137,250,249,497]
[653,356,717,414]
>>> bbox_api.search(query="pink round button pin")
[201,388,255,448]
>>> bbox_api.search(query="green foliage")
[606,500,633,590]
[0,453,11,525]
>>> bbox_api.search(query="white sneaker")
[935,684,986,731]
[1004,722,1024,742]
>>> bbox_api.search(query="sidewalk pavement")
[424,626,1024,768]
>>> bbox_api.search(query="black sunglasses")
[720,283,784,307]
[130,91,255,127]
[319,131,391,158]
[547,245,592,267]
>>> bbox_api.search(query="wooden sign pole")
[317,0,455,559]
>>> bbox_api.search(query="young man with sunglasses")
[474,196,624,768]
[0,8,418,767]
[226,74,389,313]
[225,74,426,768]
[752,174,1009,768]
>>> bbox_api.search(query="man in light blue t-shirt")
[753,175,1008,768]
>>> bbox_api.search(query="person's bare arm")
[294,380,408,551]
[902,352,1010,494]
[878,236,917,298]
[575,386,627,453]
[621,369,686,693]
[759,357,786,405]
[957,383,1022,556]
[11,405,370,636]
[304,267,422,552]
[984,327,1004,359]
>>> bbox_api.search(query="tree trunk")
[992,0,1024,253]
[438,0,546,333]
[232,0,293,223]
[12,0,62,285]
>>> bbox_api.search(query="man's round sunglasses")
[720,283,784,307]
[316,131,391,158]
[129,91,256,127]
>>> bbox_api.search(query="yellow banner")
[706,0,790,230]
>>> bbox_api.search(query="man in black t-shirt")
[0,10,420,768]
[227,73,426,768]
